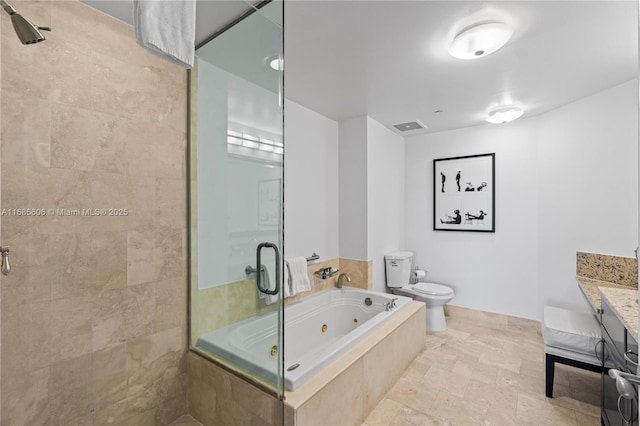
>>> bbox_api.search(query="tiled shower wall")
[0,1,188,424]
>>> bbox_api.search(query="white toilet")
[384,251,454,332]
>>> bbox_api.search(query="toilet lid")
[412,282,453,296]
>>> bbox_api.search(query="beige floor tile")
[574,411,600,425]
[386,377,440,414]
[452,358,499,385]
[429,390,486,425]
[516,393,578,425]
[363,312,600,426]
[366,398,448,426]
[402,359,432,384]
[167,415,203,425]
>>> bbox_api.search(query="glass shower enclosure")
[188,0,285,397]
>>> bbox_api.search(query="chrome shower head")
[1,0,50,45]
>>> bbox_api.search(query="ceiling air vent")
[392,120,426,133]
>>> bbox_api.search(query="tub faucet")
[337,273,351,289]
[384,298,398,311]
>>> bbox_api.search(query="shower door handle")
[255,242,280,296]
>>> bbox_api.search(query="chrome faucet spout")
[337,273,351,289]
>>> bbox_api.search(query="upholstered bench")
[542,306,604,398]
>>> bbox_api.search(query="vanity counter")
[599,286,638,341]
[577,276,635,313]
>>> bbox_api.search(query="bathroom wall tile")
[188,378,218,426]
[296,358,365,426]
[226,372,279,425]
[507,315,541,334]
[1,20,54,100]
[339,258,372,290]
[191,284,228,344]
[1,1,187,422]
[128,229,157,286]
[577,251,638,287]
[50,230,127,300]
[154,226,187,281]
[50,102,127,173]
[92,283,156,352]
[157,278,188,333]
[1,366,50,426]
[444,304,509,329]
[156,129,188,180]
[126,327,186,398]
[1,301,52,382]
[0,227,54,306]
[1,89,51,178]
[48,353,94,425]
[156,178,188,229]
[91,344,128,411]
[49,295,94,363]
[362,308,425,417]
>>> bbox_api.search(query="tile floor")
[362,314,600,426]
[171,312,601,426]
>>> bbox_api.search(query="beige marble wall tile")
[339,258,372,290]
[1,2,188,422]
[363,306,426,416]
[444,304,509,329]
[1,367,50,426]
[577,251,638,287]
[187,352,281,426]
[296,358,365,426]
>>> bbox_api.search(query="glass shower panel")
[188,1,284,395]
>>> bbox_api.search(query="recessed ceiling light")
[266,55,283,71]
[449,22,512,60]
[486,106,524,124]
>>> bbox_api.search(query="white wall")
[284,100,339,260]
[338,116,369,259]
[405,80,638,320]
[366,118,406,292]
[405,119,540,319]
[538,80,638,314]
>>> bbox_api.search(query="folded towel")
[133,0,196,69]
[287,257,310,296]
[257,264,279,305]
[283,260,292,298]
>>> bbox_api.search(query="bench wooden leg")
[545,352,603,398]
[545,353,555,398]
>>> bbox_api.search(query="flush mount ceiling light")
[266,55,283,71]
[449,22,512,60]
[486,106,524,124]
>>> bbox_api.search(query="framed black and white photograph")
[433,153,495,232]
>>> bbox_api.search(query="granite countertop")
[599,286,638,341]
[576,276,635,312]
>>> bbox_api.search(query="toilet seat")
[408,282,453,296]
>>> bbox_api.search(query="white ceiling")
[85,1,638,135]
[285,1,638,134]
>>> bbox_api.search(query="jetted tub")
[196,287,411,391]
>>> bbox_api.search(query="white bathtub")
[196,287,411,391]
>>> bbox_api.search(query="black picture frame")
[433,153,495,232]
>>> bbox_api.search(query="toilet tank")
[384,251,413,288]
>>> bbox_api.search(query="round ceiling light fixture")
[486,106,524,124]
[266,55,283,71]
[449,22,513,60]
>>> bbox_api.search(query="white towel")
[283,260,292,298]
[257,265,279,305]
[133,0,196,69]
[287,257,310,296]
